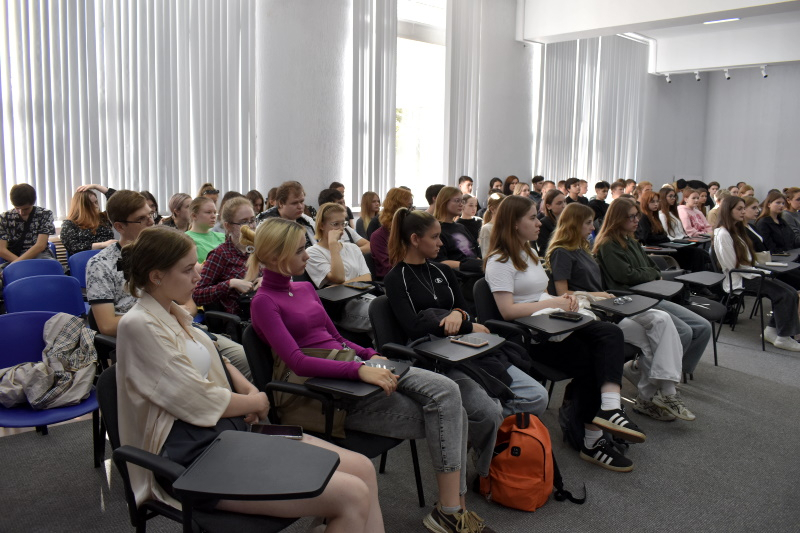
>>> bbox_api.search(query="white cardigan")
[659,212,688,240]
[713,227,767,292]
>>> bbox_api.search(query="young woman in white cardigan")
[713,196,800,353]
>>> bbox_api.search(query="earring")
[156,280,161,286]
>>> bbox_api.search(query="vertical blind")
[0,0,259,215]
[535,35,647,185]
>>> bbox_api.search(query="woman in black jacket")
[755,191,800,253]
[637,190,707,272]
[536,189,565,255]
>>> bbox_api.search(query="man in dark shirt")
[588,181,610,221]
[0,184,56,271]
[530,175,544,207]
[564,178,589,206]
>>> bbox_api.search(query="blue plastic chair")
[4,275,87,316]
[2,258,64,286]
[0,311,103,467]
[68,249,101,289]
[48,241,58,258]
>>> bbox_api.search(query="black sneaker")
[592,406,646,443]
[580,437,634,472]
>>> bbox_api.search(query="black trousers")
[675,246,709,272]
[532,321,625,424]
[742,277,800,338]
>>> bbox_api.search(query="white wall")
[476,0,539,193]
[703,62,800,197]
[640,72,708,184]
[255,0,352,205]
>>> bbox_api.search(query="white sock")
[660,381,677,396]
[584,428,603,449]
[600,391,621,411]
[441,504,462,515]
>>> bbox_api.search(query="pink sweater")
[677,205,712,237]
[251,269,376,380]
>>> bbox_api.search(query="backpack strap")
[552,452,587,504]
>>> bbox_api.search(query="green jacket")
[595,236,661,291]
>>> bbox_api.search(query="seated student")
[318,188,370,253]
[212,192,245,233]
[247,218,495,533]
[624,179,636,195]
[0,184,56,275]
[477,179,503,219]
[739,184,755,198]
[160,193,192,231]
[546,203,695,421]
[637,190,708,273]
[197,182,220,206]
[609,180,626,202]
[186,197,226,263]
[245,189,265,216]
[564,178,588,206]
[385,208,548,481]
[433,187,482,273]
[530,175,545,207]
[588,181,610,222]
[115,226,384,532]
[678,187,712,237]
[781,187,800,239]
[369,187,413,279]
[86,191,249,379]
[329,182,355,228]
[266,187,278,210]
[714,195,800,352]
[477,193,504,255]
[193,197,261,317]
[512,182,531,198]
[484,195,644,472]
[457,194,482,242]
[256,181,317,249]
[696,188,710,217]
[755,191,800,253]
[659,187,690,240]
[594,198,713,375]
[706,189,732,228]
[632,181,652,202]
[502,176,519,196]
[357,191,380,239]
[536,189,565,255]
[140,191,162,225]
[60,184,117,256]
[422,184,446,215]
[707,181,721,208]
[579,179,589,198]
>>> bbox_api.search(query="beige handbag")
[272,348,356,439]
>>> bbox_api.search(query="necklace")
[404,261,438,301]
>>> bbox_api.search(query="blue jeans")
[655,300,712,374]
[344,367,469,494]
[502,365,549,417]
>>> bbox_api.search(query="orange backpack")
[479,412,585,511]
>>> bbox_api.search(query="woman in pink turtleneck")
[246,219,496,533]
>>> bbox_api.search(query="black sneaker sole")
[592,415,646,443]
[579,449,634,472]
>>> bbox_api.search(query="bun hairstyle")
[388,208,437,265]
[243,218,305,280]
[119,226,195,298]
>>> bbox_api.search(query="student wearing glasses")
[186,197,226,263]
[193,197,261,317]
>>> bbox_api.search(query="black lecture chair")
[97,367,296,533]
[241,324,426,507]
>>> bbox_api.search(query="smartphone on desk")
[450,335,489,348]
[343,281,373,290]
[251,424,304,440]
[772,253,790,257]
[549,311,583,322]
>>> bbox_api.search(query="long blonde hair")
[545,203,593,270]
[360,192,380,229]
[242,218,305,279]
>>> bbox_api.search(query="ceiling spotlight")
[695,71,701,82]
[724,69,730,80]
[703,18,740,25]
[665,74,671,83]
[761,65,767,78]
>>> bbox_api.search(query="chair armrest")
[113,445,186,483]
[484,319,532,344]
[203,310,242,327]
[94,334,117,350]
[380,343,430,365]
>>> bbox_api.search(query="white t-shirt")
[484,251,549,304]
[184,335,211,379]
[306,242,370,288]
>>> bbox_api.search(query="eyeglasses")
[123,214,156,225]
[327,221,346,228]
[202,189,220,195]
[628,213,641,221]
[230,218,258,227]
[613,296,633,305]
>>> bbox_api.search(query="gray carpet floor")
[2,302,799,533]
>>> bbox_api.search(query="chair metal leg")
[750,297,761,319]
[682,372,688,384]
[545,380,555,408]
[711,323,718,366]
[35,425,48,435]
[409,440,425,508]
[93,410,104,468]
[759,298,766,351]
[378,451,388,474]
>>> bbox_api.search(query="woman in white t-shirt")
[483,195,644,473]
[306,203,373,332]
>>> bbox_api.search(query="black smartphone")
[250,424,304,440]
[549,311,583,322]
